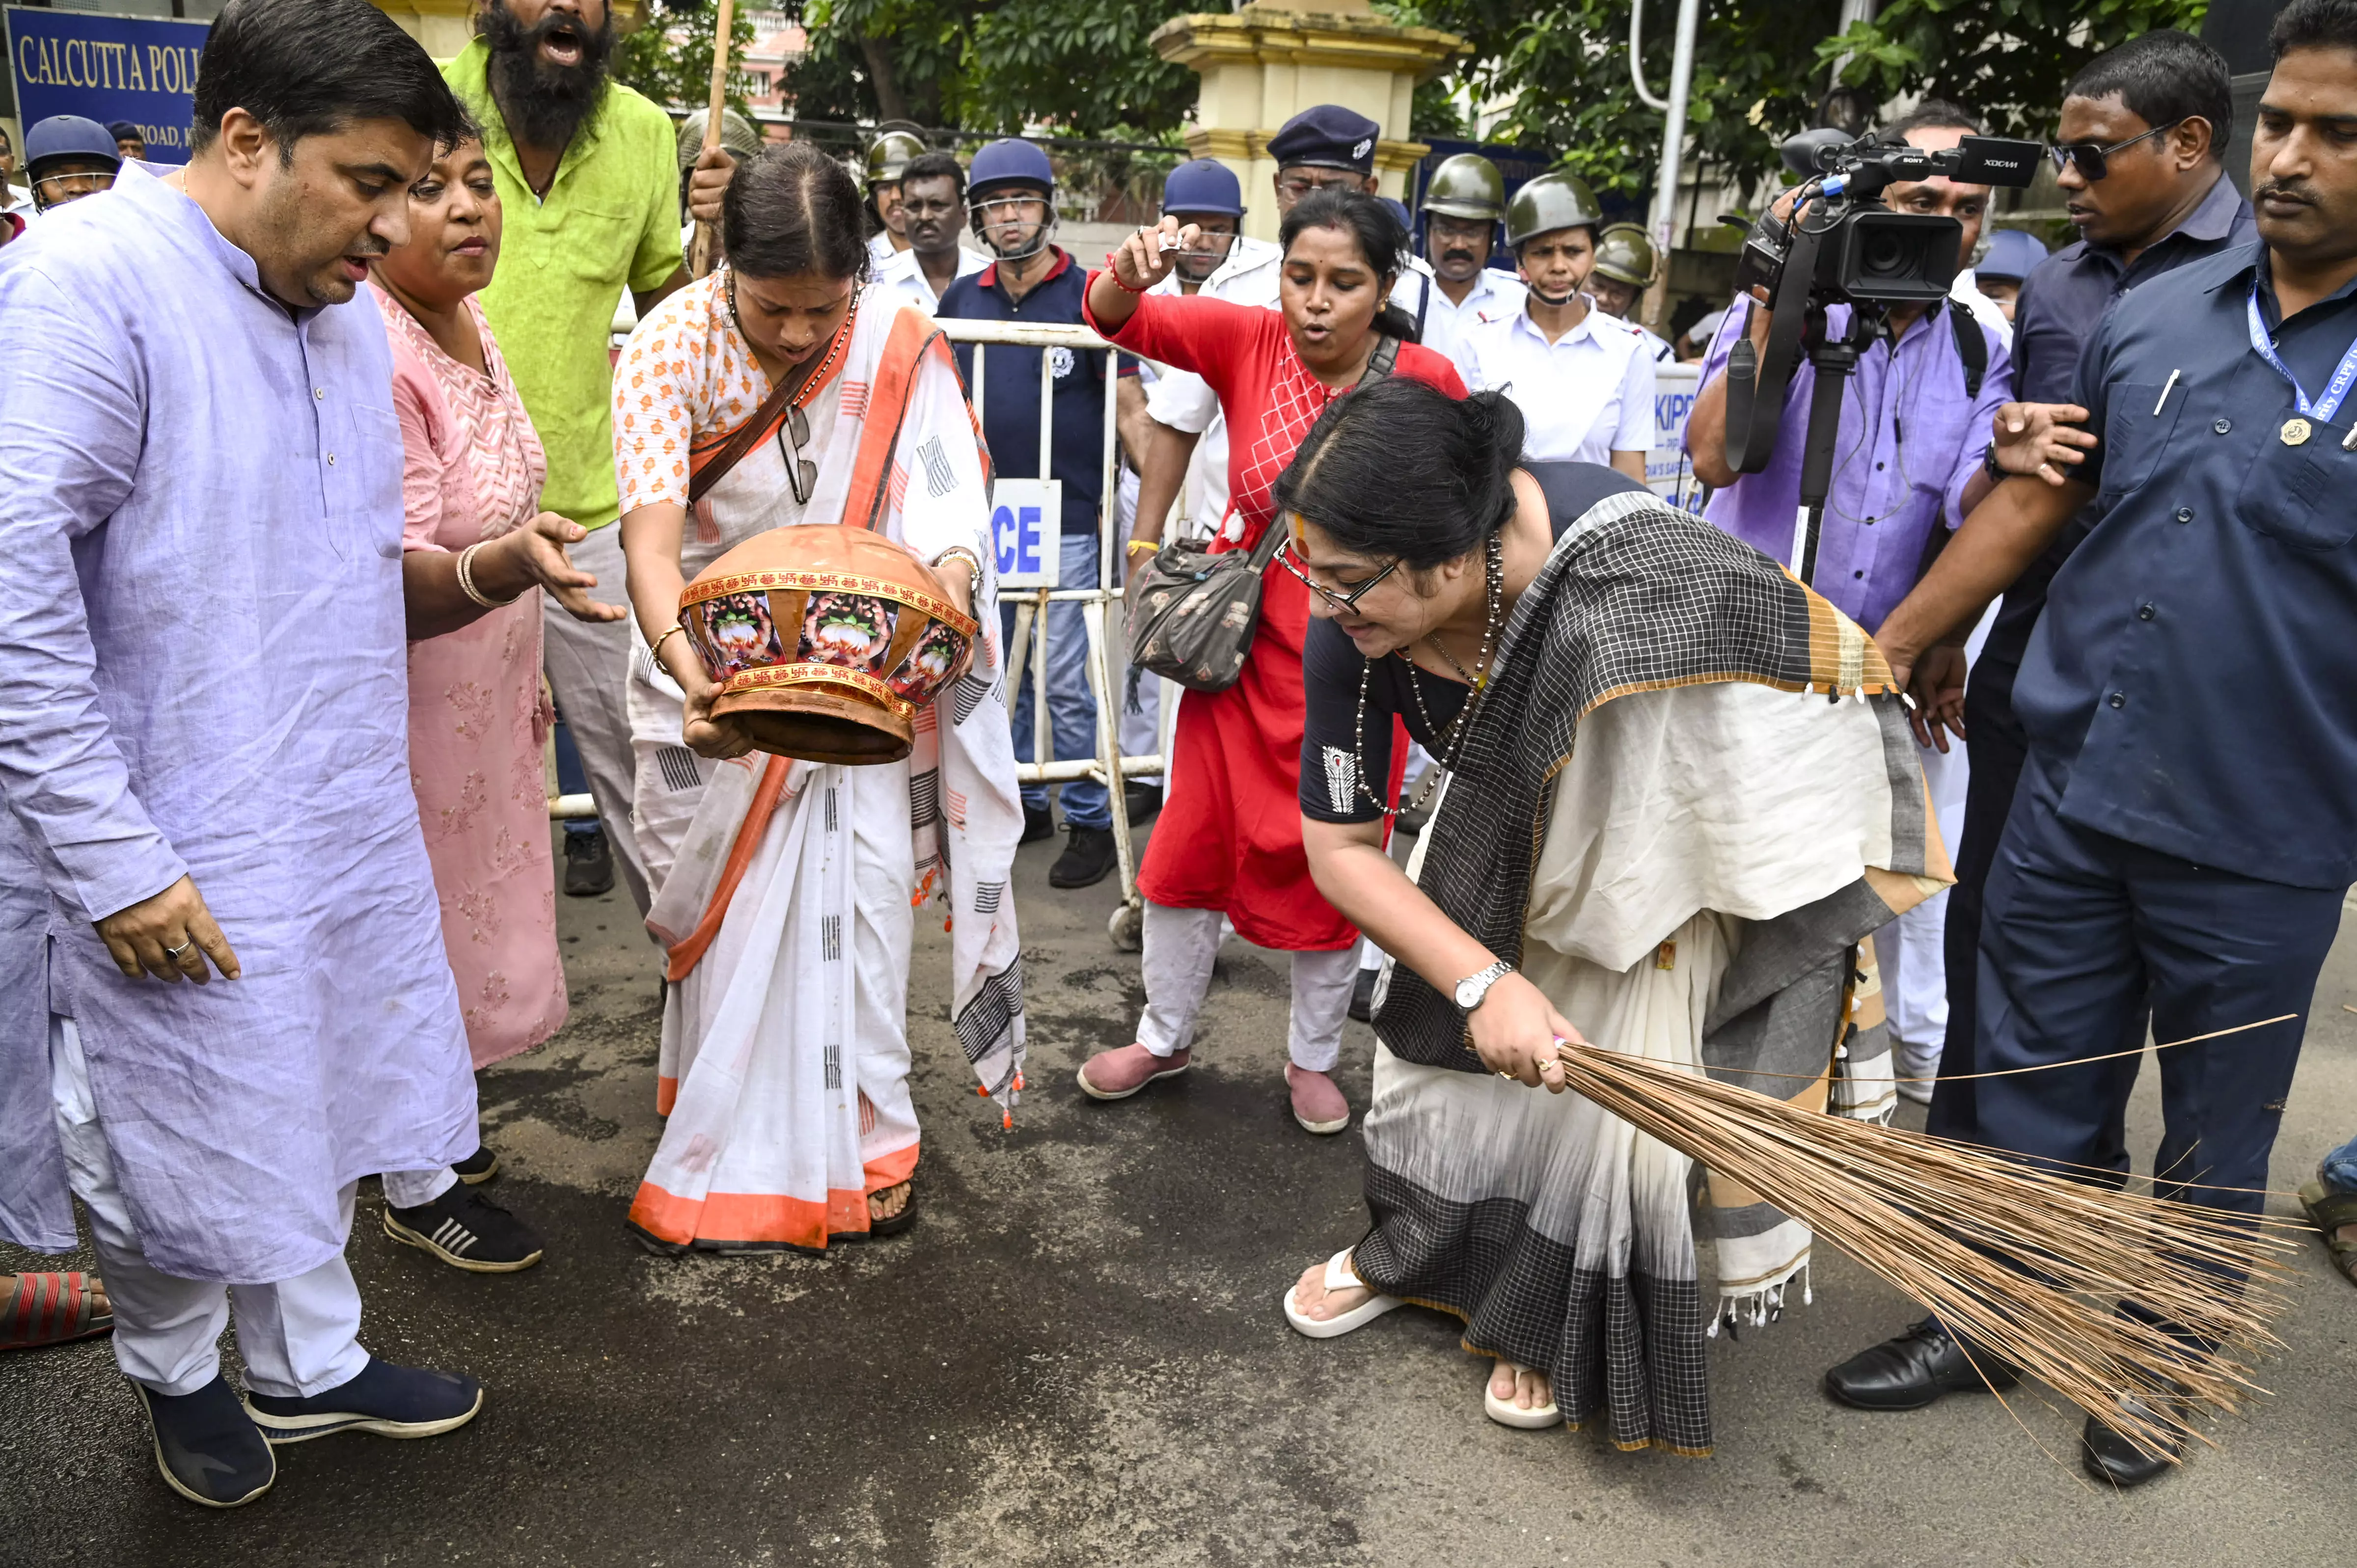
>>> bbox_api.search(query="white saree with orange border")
[612,274,1024,1252]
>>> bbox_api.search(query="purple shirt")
[0,163,475,1279]
[1690,297,2013,630]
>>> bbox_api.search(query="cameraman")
[1686,102,2034,634]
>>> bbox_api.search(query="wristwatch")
[1981,442,2005,482]
[1454,959,1513,1012]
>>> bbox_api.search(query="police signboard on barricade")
[1648,361,1704,513]
[990,478,1064,589]
[4,5,209,165]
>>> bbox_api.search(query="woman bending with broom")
[1276,378,1953,1451]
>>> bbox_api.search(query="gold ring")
[1495,1070,1515,1080]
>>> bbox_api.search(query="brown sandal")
[2298,1178,2357,1286]
[1,1271,113,1351]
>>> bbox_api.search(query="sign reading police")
[990,478,1064,589]
[5,6,210,166]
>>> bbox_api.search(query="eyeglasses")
[725,268,822,504]
[1276,537,1400,611]
[1276,171,1364,202]
[2048,117,2187,181]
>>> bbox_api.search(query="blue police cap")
[1976,226,2049,284]
[968,138,1054,201]
[1266,104,1380,176]
[1161,158,1244,217]
[27,115,121,177]
[106,121,141,144]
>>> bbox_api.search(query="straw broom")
[1548,1024,2302,1464]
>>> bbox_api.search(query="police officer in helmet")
[1414,152,1526,362]
[24,115,122,215]
[864,126,927,269]
[1589,223,1676,362]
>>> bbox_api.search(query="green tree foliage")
[1397,0,2207,200]
[612,0,759,115]
[788,0,1201,137]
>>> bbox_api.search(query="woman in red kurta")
[1076,189,1465,1135]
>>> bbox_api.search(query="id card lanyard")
[2245,279,2357,450]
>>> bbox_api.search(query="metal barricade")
[545,318,1161,950]
[944,317,1155,949]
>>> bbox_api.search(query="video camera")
[1719,129,2040,582]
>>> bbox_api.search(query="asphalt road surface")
[5,821,2355,1567]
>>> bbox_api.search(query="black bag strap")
[1359,333,1401,385]
[1947,297,1987,401]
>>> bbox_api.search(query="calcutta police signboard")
[4,6,210,165]
[1647,362,1705,513]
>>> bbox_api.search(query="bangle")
[930,545,983,581]
[1102,261,1151,296]
[455,540,521,609]
[651,623,689,665]
[1126,537,1160,557]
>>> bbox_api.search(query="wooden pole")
[686,0,736,279]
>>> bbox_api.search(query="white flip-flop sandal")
[1281,1249,1403,1339]
[1483,1362,1561,1429]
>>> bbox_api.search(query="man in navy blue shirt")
[1830,1,2357,1487]
[1913,32,2255,1149]
[939,138,1139,889]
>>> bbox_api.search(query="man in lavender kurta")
[0,0,490,1510]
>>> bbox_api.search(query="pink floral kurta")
[375,284,566,1067]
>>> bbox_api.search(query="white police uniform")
[1452,301,1658,465]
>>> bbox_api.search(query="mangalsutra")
[1353,532,1505,817]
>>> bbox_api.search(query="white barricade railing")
[937,316,1154,949]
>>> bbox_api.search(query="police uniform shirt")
[874,242,987,315]
[866,230,900,271]
[2018,238,2357,888]
[1451,301,1656,465]
[937,247,1138,546]
[1411,265,1527,366]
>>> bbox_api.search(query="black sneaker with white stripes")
[383,1186,545,1273]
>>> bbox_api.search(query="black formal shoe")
[384,1186,545,1272]
[1049,826,1118,889]
[1348,967,1377,1024]
[2081,1391,2189,1487]
[245,1358,483,1444]
[1021,805,1056,844]
[563,827,614,897]
[1124,780,1163,822]
[134,1376,275,1508]
[1823,1317,2019,1410]
[452,1145,499,1185]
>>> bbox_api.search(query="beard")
[480,0,614,152]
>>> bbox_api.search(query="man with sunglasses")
[876,149,984,314]
[1892,30,2251,1158]
[939,138,1143,890]
[1831,6,2357,1485]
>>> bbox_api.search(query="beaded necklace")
[1353,531,1506,818]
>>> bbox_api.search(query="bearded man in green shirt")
[445,0,689,915]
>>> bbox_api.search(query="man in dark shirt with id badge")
[1826,0,2357,1487]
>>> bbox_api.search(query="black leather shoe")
[133,1376,275,1508]
[1823,1318,2020,1410]
[1124,780,1163,822]
[2082,1392,2188,1487]
[1048,826,1118,889]
[1348,967,1377,1024]
[1021,805,1055,844]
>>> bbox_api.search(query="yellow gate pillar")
[1152,1,1467,243]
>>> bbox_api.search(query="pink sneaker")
[1286,1065,1350,1135]
[1077,1044,1191,1101]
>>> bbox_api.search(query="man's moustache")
[2256,182,2315,205]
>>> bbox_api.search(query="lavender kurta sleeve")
[0,164,476,1282]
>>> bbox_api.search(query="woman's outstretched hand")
[1109,215,1200,293]
[493,513,630,624]
[1467,972,1583,1094]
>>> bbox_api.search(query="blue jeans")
[2323,1133,2357,1195]
[552,711,598,838]
[999,528,1108,830]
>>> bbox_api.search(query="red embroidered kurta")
[1087,284,1466,949]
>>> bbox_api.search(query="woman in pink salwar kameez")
[368,135,627,1211]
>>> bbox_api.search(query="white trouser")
[1134,901,1358,1072]
[50,1016,370,1399]
[381,1166,459,1209]
[543,522,652,916]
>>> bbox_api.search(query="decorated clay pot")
[677,525,977,765]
